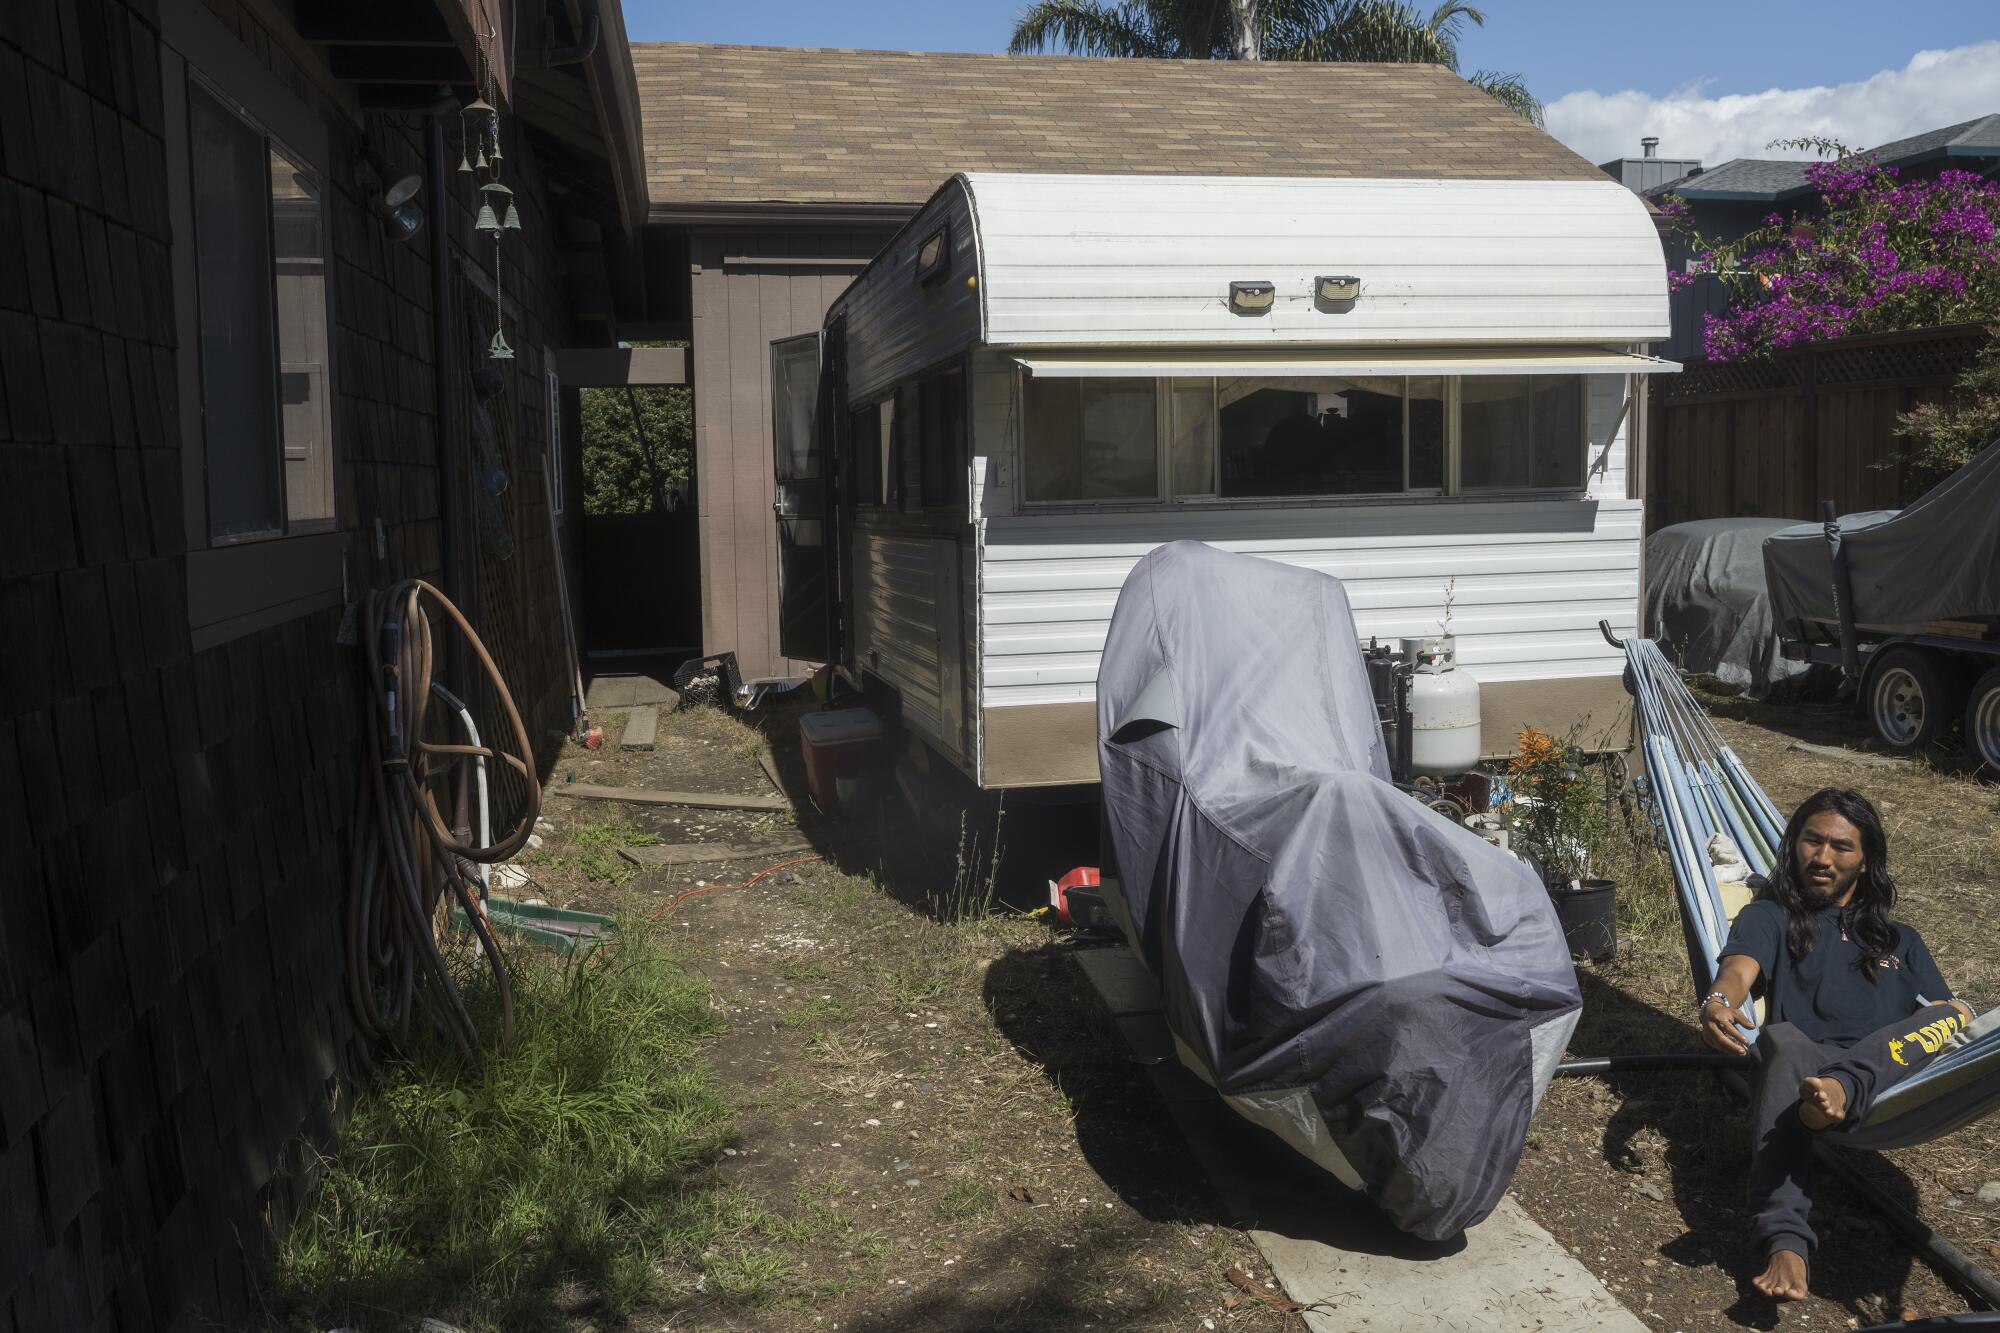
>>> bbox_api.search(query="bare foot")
[1798,1076,1848,1130]
[1751,1248,1809,1300]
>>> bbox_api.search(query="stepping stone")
[620,704,658,751]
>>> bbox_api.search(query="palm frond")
[1276,0,1458,64]
[1467,68,1544,126]
[1008,0,1173,56]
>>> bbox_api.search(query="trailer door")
[770,332,830,663]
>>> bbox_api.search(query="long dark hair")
[1764,787,1898,980]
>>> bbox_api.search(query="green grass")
[936,1179,994,1220]
[569,820,659,848]
[272,926,735,1330]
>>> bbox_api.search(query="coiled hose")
[346,580,539,1062]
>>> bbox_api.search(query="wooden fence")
[1646,323,1990,530]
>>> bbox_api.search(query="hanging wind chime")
[458,34,521,361]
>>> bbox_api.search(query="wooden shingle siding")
[635,44,1608,212]
[0,3,581,1326]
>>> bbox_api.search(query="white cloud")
[1546,42,2000,168]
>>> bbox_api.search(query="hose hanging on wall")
[346,579,539,1061]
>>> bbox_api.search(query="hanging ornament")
[502,203,521,231]
[488,328,514,360]
[475,201,501,233]
[457,151,472,173]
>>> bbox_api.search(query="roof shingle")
[633,43,1605,215]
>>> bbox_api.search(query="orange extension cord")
[648,855,824,921]
[347,579,539,1062]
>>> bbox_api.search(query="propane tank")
[1399,634,1481,776]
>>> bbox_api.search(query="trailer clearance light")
[1228,281,1275,314]
[1315,275,1362,305]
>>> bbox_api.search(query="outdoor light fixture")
[357,148,425,244]
[1228,280,1275,314]
[915,223,950,285]
[1315,274,1362,305]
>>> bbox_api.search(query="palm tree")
[1008,0,1543,125]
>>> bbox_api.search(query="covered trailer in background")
[769,171,1677,789]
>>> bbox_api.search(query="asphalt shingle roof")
[1646,112,2000,202]
[634,43,1606,215]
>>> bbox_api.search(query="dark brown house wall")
[0,1,581,1326]
[689,227,892,679]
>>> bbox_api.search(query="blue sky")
[630,1,2000,164]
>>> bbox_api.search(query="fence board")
[1646,323,1989,529]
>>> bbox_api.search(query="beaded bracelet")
[1697,990,1731,1015]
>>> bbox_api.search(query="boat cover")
[1095,541,1582,1240]
[1763,436,2000,638]
[1645,518,1812,699]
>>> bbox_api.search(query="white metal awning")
[1008,346,1680,379]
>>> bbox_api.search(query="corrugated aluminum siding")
[961,173,1671,346]
[976,373,1641,711]
[832,179,983,405]
[855,529,965,759]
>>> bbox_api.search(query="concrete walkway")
[583,672,680,710]
[1075,948,1645,1333]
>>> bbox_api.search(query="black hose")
[1556,1053,1751,1077]
[1861,1315,2000,1331]
[1816,1144,2000,1312]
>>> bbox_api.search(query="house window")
[187,79,333,542]
[544,350,564,519]
[1023,377,1158,503]
[1021,372,1586,503]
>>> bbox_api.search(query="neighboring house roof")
[1648,158,1813,202]
[632,43,1605,220]
[1647,113,2000,203]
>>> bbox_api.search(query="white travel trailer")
[767,172,1675,789]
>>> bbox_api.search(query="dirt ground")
[526,681,2000,1333]
[1512,685,2000,1332]
[520,696,1301,1332]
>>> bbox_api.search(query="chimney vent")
[1641,136,1660,158]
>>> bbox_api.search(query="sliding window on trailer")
[849,363,968,526]
[1019,374,1589,504]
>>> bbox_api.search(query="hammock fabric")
[1621,634,2000,1149]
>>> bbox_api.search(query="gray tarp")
[1764,436,2000,638]
[1645,518,1809,699]
[1095,541,1583,1240]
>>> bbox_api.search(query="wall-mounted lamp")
[358,148,425,244]
[1315,275,1362,305]
[1228,280,1275,315]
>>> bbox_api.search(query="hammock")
[1620,632,2000,1149]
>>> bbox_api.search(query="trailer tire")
[1966,667,2000,776]
[1866,648,1962,752]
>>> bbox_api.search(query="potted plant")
[1508,727,1616,962]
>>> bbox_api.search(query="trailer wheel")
[1866,648,1961,752]
[1966,667,2000,775]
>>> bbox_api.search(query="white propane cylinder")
[1400,634,1481,776]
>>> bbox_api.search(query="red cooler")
[799,707,883,809]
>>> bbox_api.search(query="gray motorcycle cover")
[1764,435,2000,637]
[1096,542,1582,1240]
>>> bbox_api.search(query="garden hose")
[347,579,539,1061]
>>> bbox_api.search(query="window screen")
[1216,377,1404,497]
[190,85,283,540]
[271,142,331,529]
[1023,377,1157,502]
[1461,375,1584,490]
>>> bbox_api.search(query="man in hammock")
[1699,787,1976,1301]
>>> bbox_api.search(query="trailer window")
[918,371,964,508]
[1460,375,1584,491]
[1024,377,1158,502]
[851,399,897,506]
